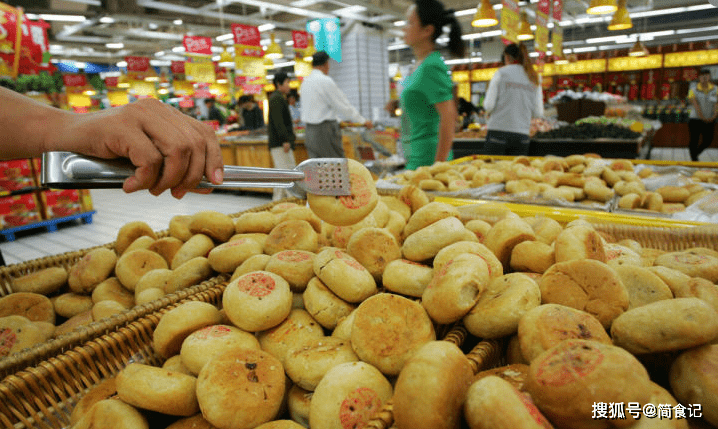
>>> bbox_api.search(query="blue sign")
[307,18,342,63]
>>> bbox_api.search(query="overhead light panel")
[99,17,115,24]
[105,42,124,49]
[472,0,499,28]
[586,0,617,15]
[24,13,87,22]
[608,0,631,31]
[258,23,276,32]
[173,19,183,25]
[216,33,233,41]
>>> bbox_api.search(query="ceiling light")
[258,23,276,32]
[586,0,617,15]
[264,57,275,69]
[99,17,115,24]
[517,12,534,41]
[217,79,228,84]
[26,14,87,22]
[105,42,124,49]
[158,88,169,94]
[394,20,406,27]
[173,19,183,25]
[265,33,283,60]
[681,35,718,43]
[216,33,233,41]
[145,76,160,82]
[83,90,96,96]
[628,40,649,57]
[172,46,186,53]
[393,67,402,81]
[219,46,234,64]
[472,0,499,28]
[608,0,631,31]
[677,25,718,35]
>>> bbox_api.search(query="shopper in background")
[237,94,265,130]
[300,51,372,158]
[267,72,297,201]
[483,43,543,156]
[204,98,225,126]
[287,90,302,126]
[688,68,718,162]
[400,0,463,170]
[0,86,223,199]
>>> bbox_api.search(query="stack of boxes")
[0,158,93,230]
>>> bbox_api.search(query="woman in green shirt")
[401,0,464,170]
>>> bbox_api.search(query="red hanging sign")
[292,30,309,50]
[62,74,87,87]
[124,56,150,72]
[0,4,22,78]
[537,0,551,16]
[171,60,185,74]
[552,0,562,21]
[231,23,261,46]
[105,76,118,87]
[18,18,50,75]
[183,35,212,56]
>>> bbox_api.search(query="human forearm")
[0,87,74,159]
[435,101,456,162]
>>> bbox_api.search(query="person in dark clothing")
[237,94,265,130]
[204,98,225,125]
[267,71,297,201]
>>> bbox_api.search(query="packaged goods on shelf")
[0,159,37,194]
[0,193,43,230]
[38,189,88,219]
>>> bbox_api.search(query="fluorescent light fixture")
[150,60,171,66]
[334,5,367,15]
[148,22,159,30]
[686,4,715,11]
[99,17,115,24]
[219,62,234,68]
[217,79,228,84]
[677,25,718,35]
[212,55,221,61]
[216,33,233,41]
[127,29,183,40]
[155,51,165,56]
[394,20,406,26]
[572,46,597,52]
[105,42,124,49]
[74,62,87,69]
[173,19,183,25]
[290,0,322,7]
[681,35,718,43]
[529,52,539,57]
[461,30,503,40]
[258,23,276,32]
[158,88,169,94]
[117,61,128,67]
[26,13,87,22]
[444,57,482,65]
[631,7,685,18]
[286,41,294,46]
[145,76,160,82]
[270,60,296,68]
[83,90,96,96]
[598,42,634,50]
[455,8,477,17]
[172,46,186,53]
[388,43,408,50]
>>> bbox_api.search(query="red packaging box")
[39,189,84,219]
[0,159,37,193]
[0,193,42,230]
[31,157,42,188]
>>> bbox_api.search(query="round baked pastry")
[509,240,555,274]
[464,375,552,429]
[115,221,156,255]
[384,210,407,243]
[115,249,168,291]
[642,191,663,211]
[234,211,279,234]
[539,259,629,329]
[68,247,117,294]
[91,300,127,321]
[0,292,55,324]
[611,297,718,354]
[116,363,199,416]
[380,195,411,222]
[54,310,93,338]
[346,227,402,282]
[517,303,611,363]
[69,377,117,425]
[403,202,460,239]
[302,277,355,330]
[382,259,433,298]
[313,248,376,303]
[11,266,67,296]
[189,210,235,243]
[604,243,643,268]
[278,206,323,233]
[257,308,325,366]
[265,250,316,292]
[230,232,268,248]
[394,341,473,429]
[53,292,93,319]
[464,273,541,340]
[307,159,378,227]
[134,269,172,296]
[471,364,530,392]
[254,421,306,429]
[523,216,562,245]
[231,254,271,281]
[403,216,471,262]
[207,238,262,273]
[287,385,313,428]
[397,184,430,214]
[270,201,300,214]
[162,355,192,375]
[197,348,285,429]
[612,264,673,309]
[553,224,606,263]
[124,235,154,254]
[0,315,46,358]
[264,220,319,255]
[165,257,213,294]
[525,339,652,429]
[165,414,216,429]
[72,399,148,429]
[91,277,134,309]
[284,336,359,391]
[153,301,221,358]
[654,250,718,282]
[223,271,292,332]
[657,186,690,203]
[328,215,376,249]
[171,234,215,270]
[483,218,536,268]
[309,361,392,429]
[669,344,718,427]
[433,241,503,280]
[630,382,689,429]
[146,236,183,266]
[180,324,261,375]
[423,253,490,324]
[169,215,193,241]
[331,309,355,341]
[351,293,435,376]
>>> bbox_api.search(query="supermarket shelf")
[0,211,96,242]
[0,186,42,198]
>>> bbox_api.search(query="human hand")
[283,142,291,153]
[49,98,223,199]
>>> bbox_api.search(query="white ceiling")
[8,0,718,67]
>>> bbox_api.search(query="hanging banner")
[552,0,562,21]
[500,0,520,44]
[185,59,216,84]
[307,18,341,62]
[171,60,185,75]
[62,73,88,89]
[19,17,50,75]
[183,35,212,56]
[535,13,549,55]
[292,30,309,54]
[551,29,563,60]
[231,23,263,57]
[105,76,118,88]
[0,3,22,78]
[125,56,150,72]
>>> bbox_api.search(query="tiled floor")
[0,189,271,266]
[0,147,715,266]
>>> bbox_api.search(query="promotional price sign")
[501,0,520,44]
[292,30,309,50]
[0,3,22,78]
[185,59,216,84]
[535,12,549,55]
[183,35,212,56]
[552,0,562,21]
[62,73,88,88]
[171,60,185,74]
[231,23,263,57]
[125,56,150,72]
[307,18,341,62]
[19,17,50,75]
[551,29,563,60]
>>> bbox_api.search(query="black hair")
[312,51,330,67]
[237,95,255,105]
[700,68,712,75]
[503,43,539,86]
[204,98,215,104]
[414,0,465,58]
[273,71,289,87]
[287,90,299,101]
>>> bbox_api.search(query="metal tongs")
[41,151,351,196]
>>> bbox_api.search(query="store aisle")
[0,189,272,266]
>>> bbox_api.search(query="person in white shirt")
[300,51,372,158]
[483,43,544,156]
